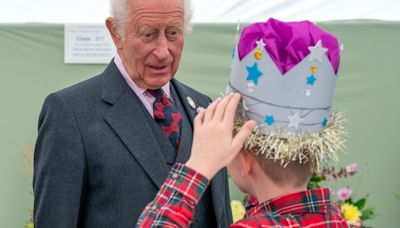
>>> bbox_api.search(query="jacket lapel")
[210,170,227,222]
[101,62,170,188]
[168,84,189,164]
[171,79,226,222]
[170,79,199,126]
[100,66,227,221]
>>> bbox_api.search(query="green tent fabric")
[0,21,399,227]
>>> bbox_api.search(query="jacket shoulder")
[54,74,102,99]
[172,79,211,104]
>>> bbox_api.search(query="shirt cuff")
[168,163,210,204]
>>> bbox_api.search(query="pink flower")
[337,188,352,201]
[347,220,362,228]
[346,163,358,175]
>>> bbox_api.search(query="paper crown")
[227,18,345,168]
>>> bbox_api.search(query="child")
[137,18,348,227]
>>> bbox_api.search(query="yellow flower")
[231,200,245,223]
[341,203,362,222]
[25,223,34,228]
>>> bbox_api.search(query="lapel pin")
[186,96,197,110]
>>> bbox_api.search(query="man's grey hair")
[109,0,193,37]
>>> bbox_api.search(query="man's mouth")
[147,65,171,75]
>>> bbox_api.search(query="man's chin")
[144,75,173,89]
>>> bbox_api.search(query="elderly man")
[33,0,232,227]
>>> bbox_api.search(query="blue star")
[246,62,263,85]
[265,115,275,126]
[307,75,317,86]
[322,118,328,127]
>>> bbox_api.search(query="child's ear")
[239,151,256,176]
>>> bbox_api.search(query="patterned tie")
[148,89,182,151]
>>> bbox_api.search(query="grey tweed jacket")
[33,61,232,228]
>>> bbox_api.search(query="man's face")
[109,0,185,89]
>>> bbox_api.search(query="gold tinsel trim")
[234,111,346,171]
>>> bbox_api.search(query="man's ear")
[106,17,123,49]
[239,151,255,176]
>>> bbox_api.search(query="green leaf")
[360,207,375,220]
[307,181,321,190]
[345,198,353,204]
[354,198,366,210]
[310,176,323,182]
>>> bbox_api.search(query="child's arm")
[136,94,255,227]
[136,163,209,227]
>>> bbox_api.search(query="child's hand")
[186,93,256,179]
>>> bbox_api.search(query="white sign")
[64,24,116,64]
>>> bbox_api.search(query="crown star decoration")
[246,63,263,85]
[227,19,345,168]
[229,39,337,134]
[309,40,328,62]
[287,113,304,129]
[256,39,266,49]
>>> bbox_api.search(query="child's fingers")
[194,108,206,129]
[204,98,221,123]
[213,94,233,122]
[223,93,241,128]
[232,120,256,150]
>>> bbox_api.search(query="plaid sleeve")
[136,163,210,228]
[244,195,259,217]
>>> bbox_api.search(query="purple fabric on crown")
[238,18,340,74]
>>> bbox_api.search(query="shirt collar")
[114,53,171,98]
[246,188,332,217]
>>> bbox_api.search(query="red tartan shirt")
[136,163,348,228]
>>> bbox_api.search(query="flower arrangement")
[230,163,375,227]
[308,163,375,227]
[231,200,246,223]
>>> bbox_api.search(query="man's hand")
[186,93,256,179]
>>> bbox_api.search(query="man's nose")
[153,35,170,61]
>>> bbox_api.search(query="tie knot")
[148,89,164,98]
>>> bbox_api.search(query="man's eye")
[139,27,157,40]
[143,32,155,39]
[167,30,177,36]
[166,28,181,39]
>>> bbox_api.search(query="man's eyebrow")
[137,23,183,31]
[164,22,184,31]
[137,23,161,31]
